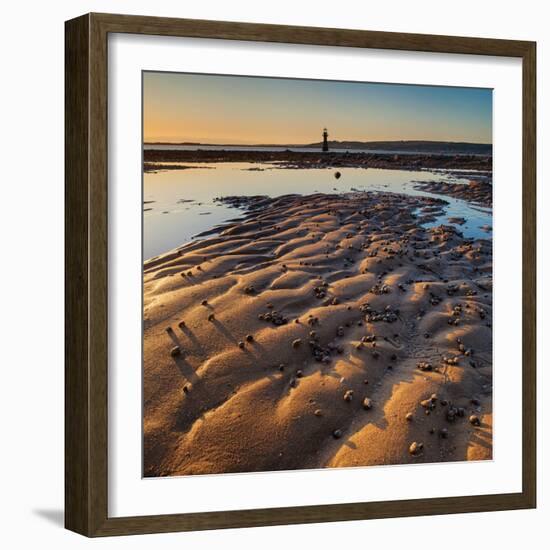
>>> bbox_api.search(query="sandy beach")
[143,186,492,477]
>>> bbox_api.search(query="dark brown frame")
[65,12,537,537]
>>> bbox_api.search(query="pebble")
[469,415,481,426]
[201,299,208,306]
[207,313,215,321]
[333,429,343,439]
[446,407,458,422]
[417,361,433,372]
[238,341,245,349]
[439,427,449,439]
[246,334,254,342]
[314,409,323,417]
[409,441,423,456]
[362,397,373,410]
[292,338,302,349]
[343,390,354,402]
[178,320,186,328]
[170,346,181,357]
[406,412,413,421]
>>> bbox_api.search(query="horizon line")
[143,138,493,146]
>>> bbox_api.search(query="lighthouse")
[322,128,329,152]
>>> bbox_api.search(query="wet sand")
[414,179,493,207]
[144,149,492,172]
[143,189,492,477]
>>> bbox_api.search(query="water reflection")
[143,163,492,260]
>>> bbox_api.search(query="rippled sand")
[143,191,492,477]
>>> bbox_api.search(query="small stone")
[207,313,215,321]
[201,299,208,306]
[333,429,343,439]
[292,338,302,349]
[178,320,186,328]
[362,397,373,410]
[238,341,245,349]
[246,334,254,343]
[343,390,354,402]
[296,370,304,378]
[314,409,323,417]
[170,346,181,357]
[182,385,189,394]
[420,398,436,410]
[334,171,342,179]
[439,427,449,439]
[405,412,413,421]
[469,415,481,426]
[409,441,423,456]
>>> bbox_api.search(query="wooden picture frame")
[65,12,536,537]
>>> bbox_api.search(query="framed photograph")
[65,13,536,536]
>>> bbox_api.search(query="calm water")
[143,163,492,260]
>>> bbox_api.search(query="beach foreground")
[143,190,492,477]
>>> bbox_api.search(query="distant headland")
[144,140,492,156]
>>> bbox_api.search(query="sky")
[143,71,492,145]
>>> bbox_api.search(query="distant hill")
[145,140,492,156]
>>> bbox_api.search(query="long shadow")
[165,328,200,383]
[176,325,205,355]
[211,319,238,345]
[469,431,492,450]
[172,355,199,384]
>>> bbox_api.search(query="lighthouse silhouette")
[322,128,329,152]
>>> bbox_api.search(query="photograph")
[142,72,494,477]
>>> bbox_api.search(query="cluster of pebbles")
[143,189,492,477]
[413,179,493,207]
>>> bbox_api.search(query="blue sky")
[144,71,492,144]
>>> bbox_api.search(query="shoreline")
[143,149,492,173]
[143,190,493,477]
